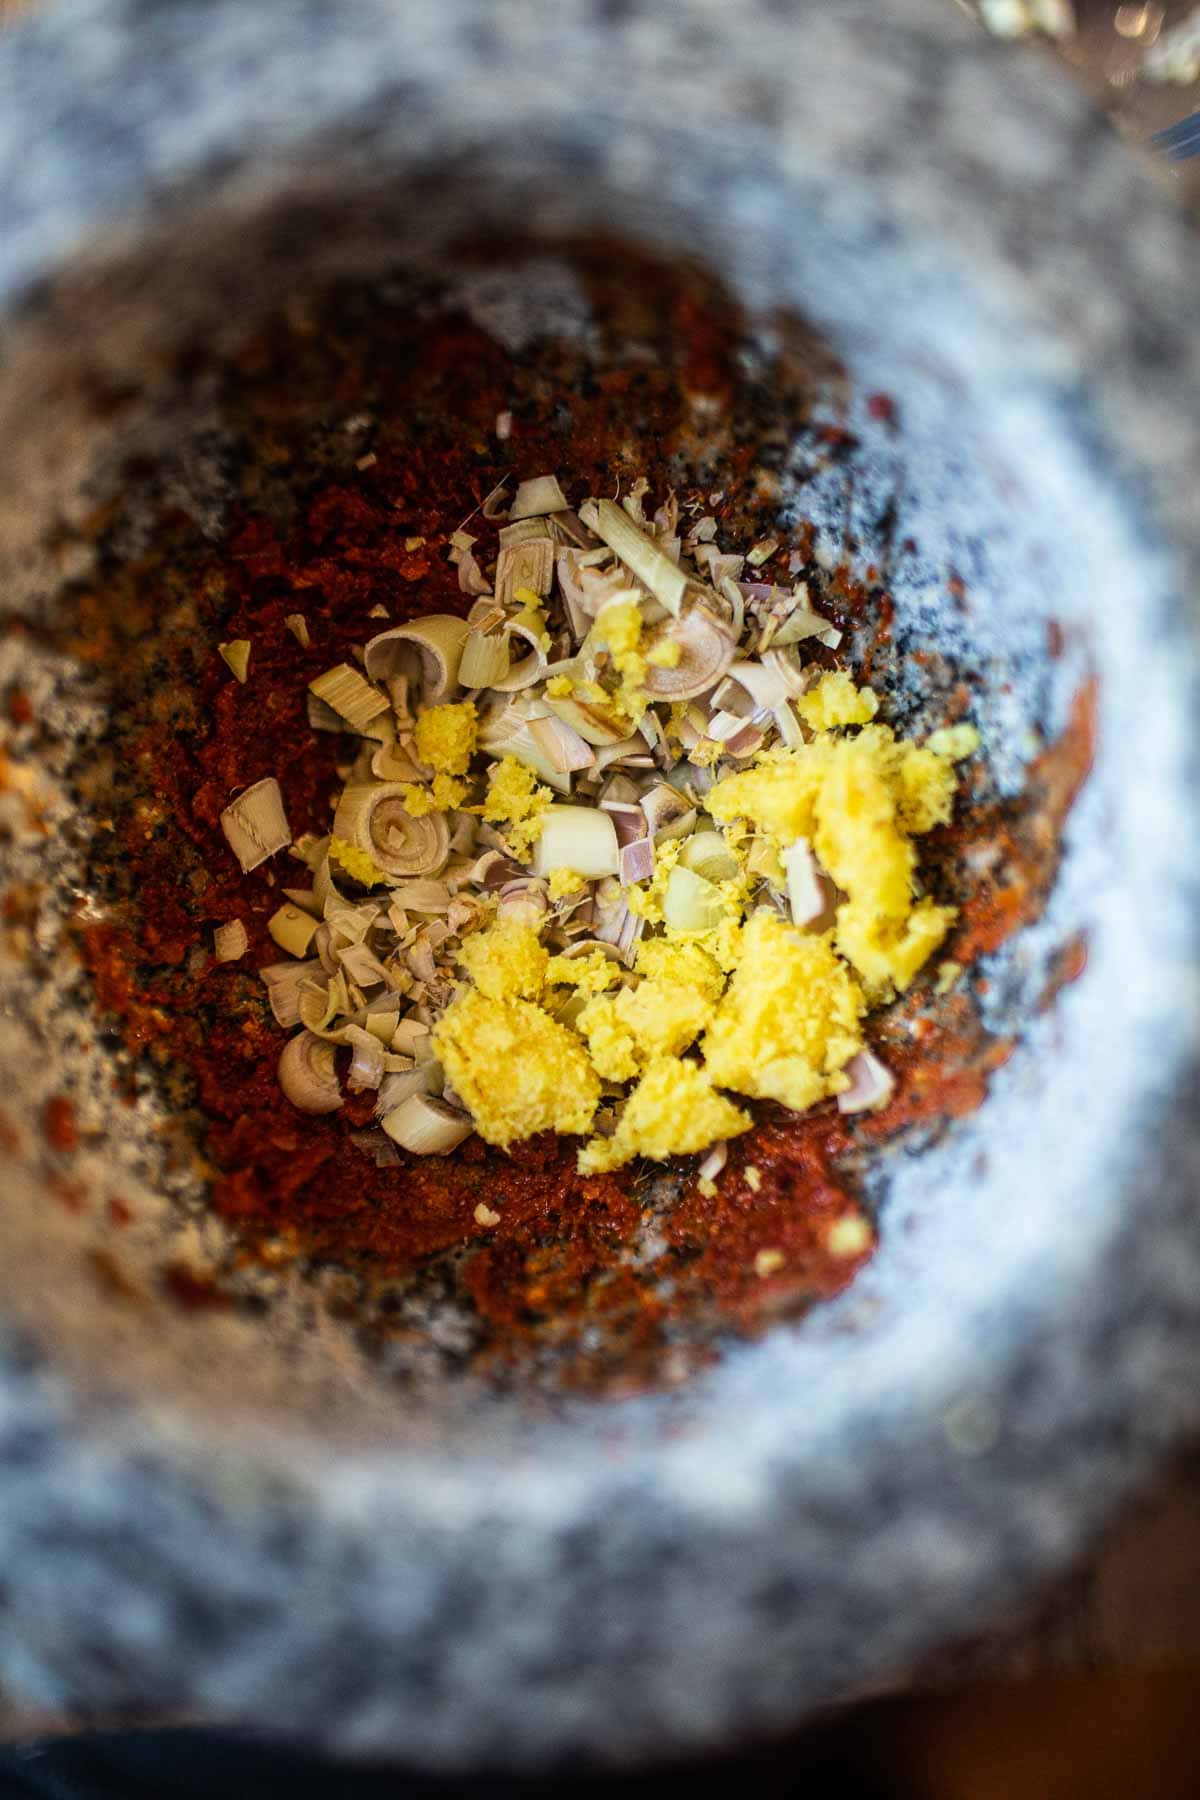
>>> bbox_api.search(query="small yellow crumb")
[328,836,386,886]
[545,673,575,698]
[546,867,587,900]
[826,1215,873,1258]
[935,959,963,995]
[754,1249,785,1277]
[927,723,980,762]
[744,1164,762,1192]
[796,670,878,731]
[404,536,426,551]
[646,640,682,669]
[697,1176,718,1199]
[474,1203,501,1228]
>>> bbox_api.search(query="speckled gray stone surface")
[2,0,1200,1770]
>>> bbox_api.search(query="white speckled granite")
[1,0,1200,1770]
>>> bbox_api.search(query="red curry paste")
[64,250,1094,1387]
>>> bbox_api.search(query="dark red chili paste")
[60,249,1093,1386]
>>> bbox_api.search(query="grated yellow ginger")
[707,679,959,994]
[456,919,547,1001]
[701,911,866,1111]
[544,948,622,997]
[797,669,879,731]
[414,700,477,775]
[591,599,649,721]
[578,1057,751,1174]
[434,988,599,1150]
[400,773,468,815]
[328,836,386,886]
[482,755,552,859]
[546,867,587,900]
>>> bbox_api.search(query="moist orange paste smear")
[63,250,1095,1386]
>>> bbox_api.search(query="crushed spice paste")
[66,250,1094,1389]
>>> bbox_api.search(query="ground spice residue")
[61,248,1094,1390]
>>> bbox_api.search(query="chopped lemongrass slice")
[527,713,596,773]
[662,865,726,933]
[220,777,291,874]
[343,1024,385,1092]
[586,497,690,617]
[679,830,740,883]
[509,474,569,520]
[745,537,779,567]
[308,663,389,732]
[836,1050,896,1115]
[381,1092,474,1154]
[781,837,831,928]
[494,536,554,609]
[333,783,451,880]
[213,919,248,962]
[259,959,323,1028]
[284,613,310,648]
[459,629,512,688]
[281,887,322,918]
[268,902,320,958]
[278,1030,344,1114]
[532,805,619,880]
[364,616,471,704]
[374,1063,440,1116]
[391,1017,435,1060]
[219,640,251,683]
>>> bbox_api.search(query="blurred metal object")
[1153,104,1200,151]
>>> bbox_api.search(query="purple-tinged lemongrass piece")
[278,1030,344,1115]
[836,1050,896,1116]
[640,781,696,843]
[620,836,656,885]
[220,778,291,874]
